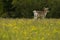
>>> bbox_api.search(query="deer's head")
[43,7,49,13]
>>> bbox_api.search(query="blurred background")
[0,0,60,18]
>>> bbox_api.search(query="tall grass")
[0,18,60,40]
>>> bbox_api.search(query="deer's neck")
[43,10,48,16]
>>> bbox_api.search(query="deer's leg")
[41,15,45,19]
[34,13,38,19]
[34,15,38,19]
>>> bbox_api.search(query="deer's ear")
[44,7,49,9]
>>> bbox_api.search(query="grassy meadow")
[0,18,60,40]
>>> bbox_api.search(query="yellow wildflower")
[41,37,44,40]
[53,29,58,33]
[31,26,37,31]
[23,31,27,36]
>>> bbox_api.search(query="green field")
[0,18,60,40]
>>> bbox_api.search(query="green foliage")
[0,0,3,17]
[0,0,60,18]
[46,0,60,18]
